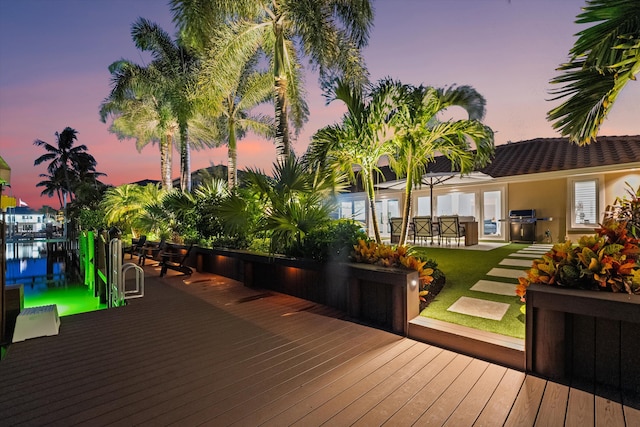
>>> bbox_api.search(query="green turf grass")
[411,243,532,339]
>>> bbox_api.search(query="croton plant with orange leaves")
[352,239,436,302]
[516,219,640,302]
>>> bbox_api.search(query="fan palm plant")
[232,155,339,254]
[389,83,495,245]
[171,0,373,164]
[101,183,165,237]
[547,0,640,144]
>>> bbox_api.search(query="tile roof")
[425,135,640,178]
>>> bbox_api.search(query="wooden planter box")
[191,247,419,335]
[526,284,640,392]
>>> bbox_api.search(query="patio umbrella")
[375,171,494,217]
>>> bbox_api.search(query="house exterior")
[336,135,640,243]
[3,206,52,238]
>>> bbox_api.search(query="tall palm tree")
[100,62,178,191]
[197,53,274,190]
[111,18,207,192]
[33,127,101,206]
[547,0,640,145]
[307,79,397,243]
[389,83,495,246]
[171,0,373,164]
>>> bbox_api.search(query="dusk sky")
[1,0,638,210]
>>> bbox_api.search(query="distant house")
[336,135,640,243]
[4,206,49,236]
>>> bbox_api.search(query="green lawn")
[411,243,532,339]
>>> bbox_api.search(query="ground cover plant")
[412,243,529,339]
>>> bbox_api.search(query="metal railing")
[108,238,144,308]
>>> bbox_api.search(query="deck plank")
[350,348,456,426]
[595,386,626,427]
[474,369,527,426]
[294,342,435,426]
[565,387,594,427]
[381,353,474,425]
[534,381,569,427]
[443,363,509,427]
[504,375,547,427]
[414,358,490,425]
[257,339,419,427]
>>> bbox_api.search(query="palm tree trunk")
[161,133,173,190]
[56,190,63,210]
[274,76,289,165]
[179,125,191,192]
[399,169,413,246]
[228,121,237,190]
[366,173,382,243]
[273,22,290,165]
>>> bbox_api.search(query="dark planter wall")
[190,247,419,335]
[526,284,640,393]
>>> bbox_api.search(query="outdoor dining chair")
[389,217,403,244]
[412,216,439,245]
[438,216,465,246]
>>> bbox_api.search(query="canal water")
[5,240,105,316]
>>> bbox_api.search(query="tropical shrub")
[351,239,444,303]
[76,206,108,231]
[236,155,342,256]
[517,218,640,301]
[217,189,269,250]
[603,182,640,238]
[288,220,368,262]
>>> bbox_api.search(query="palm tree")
[547,0,640,145]
[389,83,495,246]
[35,169,67,209]
[100,62,178,191]
[307,79,397,244]
[33,127,102,206]
[171,0,373,164]
[197,53,274,190]
[109,18,208,192]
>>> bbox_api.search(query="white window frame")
[569,177,601,229]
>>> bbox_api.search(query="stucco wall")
[507,178,567,243]
[604,172,640,207]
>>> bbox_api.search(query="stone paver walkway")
[446,244,553,322]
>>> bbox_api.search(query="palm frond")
[547,0,640,144]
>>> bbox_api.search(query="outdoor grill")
[509,209,537,243]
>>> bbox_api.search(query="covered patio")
[1,267,637,425]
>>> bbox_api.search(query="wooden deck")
[1,267,638,426]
